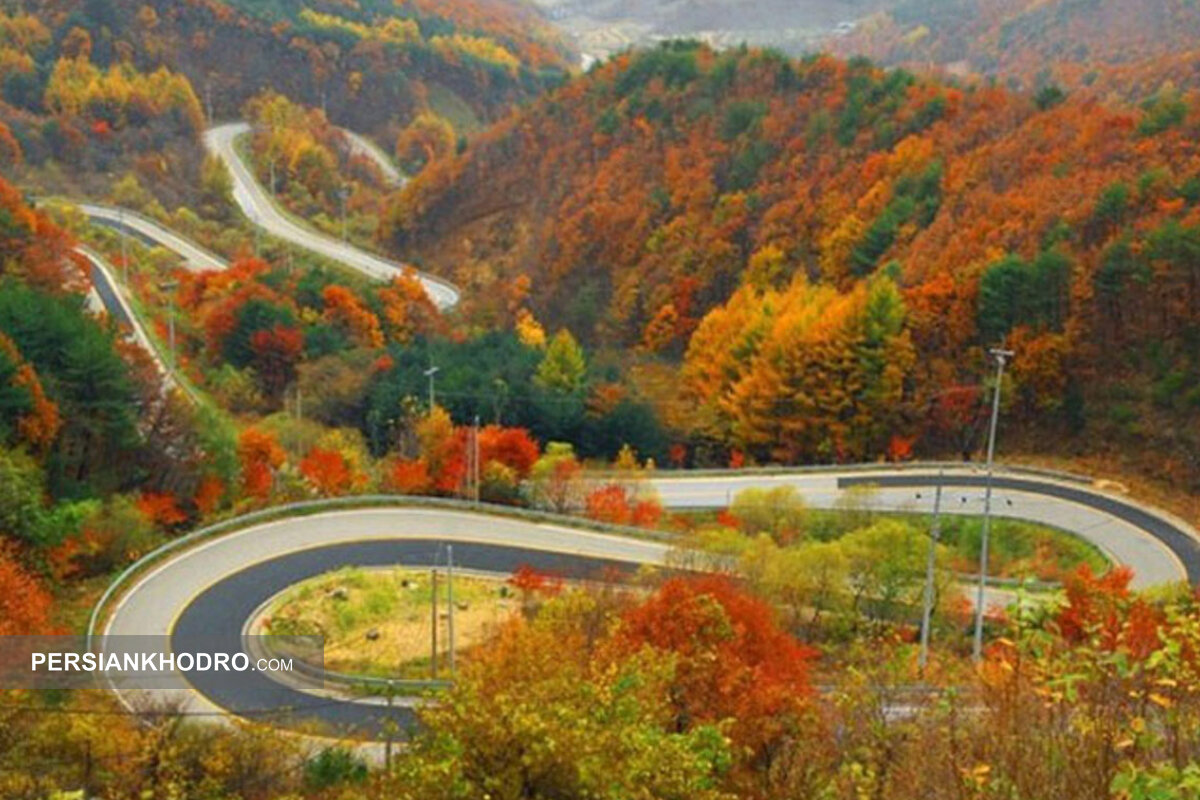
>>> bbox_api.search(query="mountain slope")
[384,43,1200,481]
[20,0,573,136]
[829,0,1200,97]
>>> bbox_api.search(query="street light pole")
[118,207,128,284]
[339,185,349,242]
[423,365,439,411]
[919,469,944,676]
[973,347,1014,662]
[159,280,179,369]
[473,414,481,503]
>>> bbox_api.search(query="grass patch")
[262,566,517,678]
[676,507,1109,583]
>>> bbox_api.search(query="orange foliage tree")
[322,285,384,348]
[584,483,663,528]
[0,545,53,635]
[136,492,187,528]
[237,428,285,499]
[299,446,357,496]
[193,474,225,515]
[612,576,816,762]
[388,458,431,494]
[477,425,540,478]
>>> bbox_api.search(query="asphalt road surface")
[100,477,1200,735]
[650,467,1199,588]
[77,201,228,272]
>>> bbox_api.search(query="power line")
[0,693,387,718]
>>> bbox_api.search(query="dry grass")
[262,567,518,677]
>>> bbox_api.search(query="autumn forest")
[1,0,1200,798]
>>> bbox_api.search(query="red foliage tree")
[0,546,54,635]
[612,576,816,759]
[508,564,564,610]
[249,324,304,401]
[136,491,187,527]
[299,447,354,496]
[477,425,540,478]
[1053,565,1164,658]
[238,428,285,499]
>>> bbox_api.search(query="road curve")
[102,507,668,734]
[203,122,459,308]
[340,128,406,187]
[650,466,1200,589]
[98,467,1200,734]
[77,201,228,272]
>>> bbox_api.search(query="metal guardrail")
[625,460,1097,486]
[90,461,1195,652]
[86,495,676,650]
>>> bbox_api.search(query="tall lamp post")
[159,279,180,369]
[423,365,439,411]
[973,347,1015,662]
[117,207,129,284]
[338,185,350,242]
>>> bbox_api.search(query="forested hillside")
[0,177,232,616]
[12,0,571,141]
[386,42,1200,483]
[829,0,1200,97]
[0,8,204,203]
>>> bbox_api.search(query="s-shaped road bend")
[202,122,459,309]
[74,124,1200,738]
[97,468,1200,738]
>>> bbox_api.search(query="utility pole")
[447,544,456,678]
[464,420,473,500]
[973,348,1014,662]
[159,280,179,369]
[118,207,129,284]
[473,414,481,503]
[430,567,438,679]
[339,185,349,241]
[423,365,439,411]
[919,470,944,676]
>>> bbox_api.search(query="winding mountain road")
[341,128,406,187]
[77,201,227,272]
[69,125,1200,737]
[97,464,1200,737]
[203,122,458,308]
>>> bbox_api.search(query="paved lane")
[651,467,1199,589]
[77,201,227,272]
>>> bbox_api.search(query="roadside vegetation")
[3,2,1200,799]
